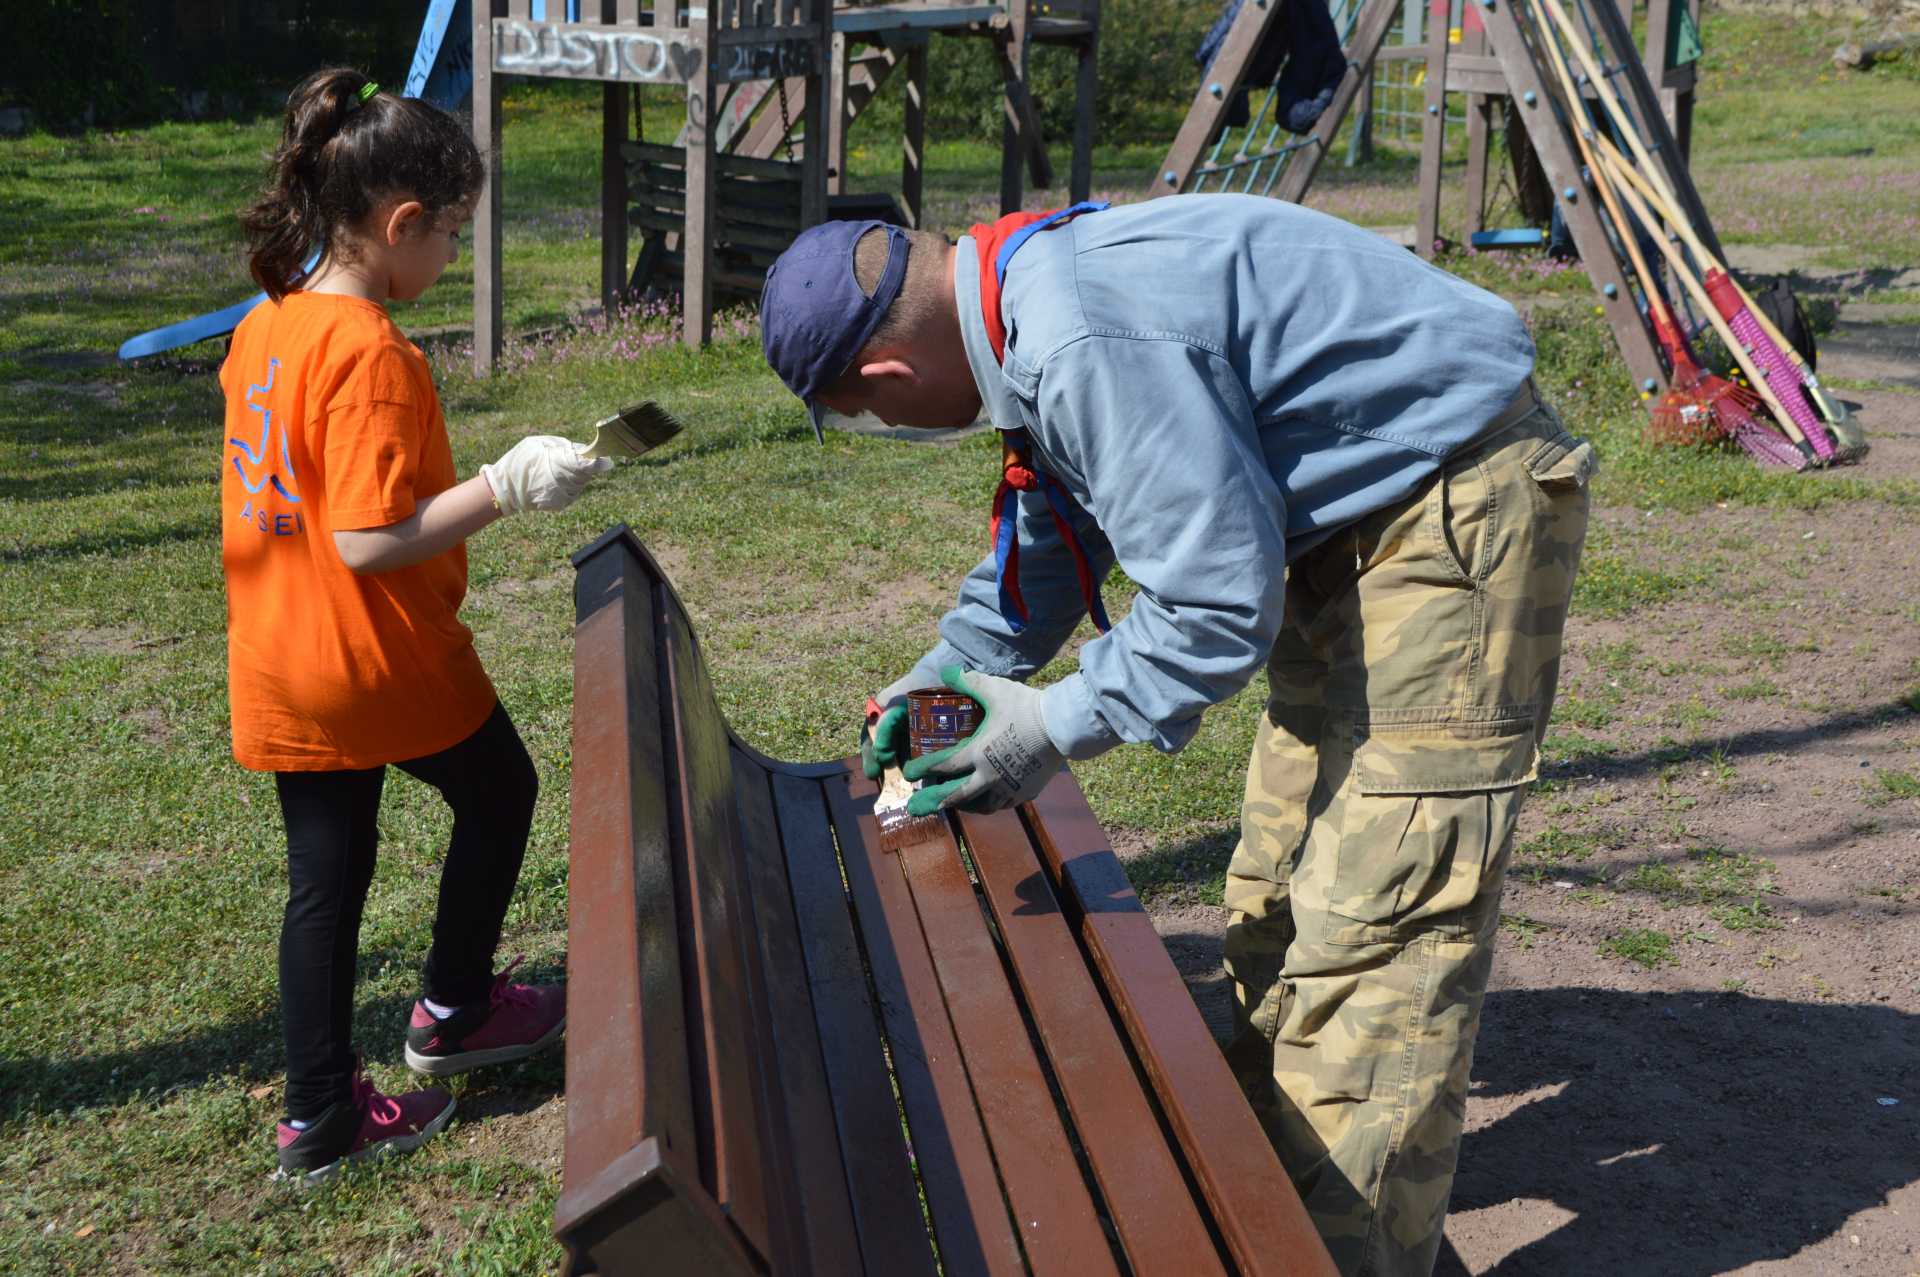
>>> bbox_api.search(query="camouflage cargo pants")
[1222,387,1593,1277]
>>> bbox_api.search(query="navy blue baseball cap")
[761,219,910,404]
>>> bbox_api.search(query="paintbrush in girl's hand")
[582,401,684,460]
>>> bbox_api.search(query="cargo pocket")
[1323,719,1538,946]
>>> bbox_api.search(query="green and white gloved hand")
[901,666,1064,816]
[860,661,940,781]
[481,436,613,515]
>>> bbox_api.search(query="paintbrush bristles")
[874,767,944,853]
[608,401,685,448]
[584,401,685,460]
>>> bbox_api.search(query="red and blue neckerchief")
[968,201,1112,636]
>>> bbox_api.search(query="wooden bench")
[554,525,1337,1277]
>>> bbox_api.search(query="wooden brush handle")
[1533,10,1669,338]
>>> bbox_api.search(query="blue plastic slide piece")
[122,0,472,361]
[118,291,270,361]
[1469,228,1547,248]
[406,0,472,110]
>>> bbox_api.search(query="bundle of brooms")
[1535,0,1866,468]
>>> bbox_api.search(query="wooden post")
[902,42,928,228]
[472,0,506,376]
[1414,0,1451,258]
[801,0,831,228]
[601,82,630,311]
[827,32,850,197]
[1000,0,1031,213]
[683,0,716,346]
[1478,0,1666,393]
[600,0,635,316]
[1069,31,1097,203]
[1460,5,1490,239]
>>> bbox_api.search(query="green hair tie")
[357,81,379,103]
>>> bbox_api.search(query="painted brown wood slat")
[957,806,1228,1277]
[729,752,855,1274]
[893,831,1121,1277]
[1025,776,1339,1277]
[659,603,772,1258]
[769,769,932,1276]
[830,767,1027,1277]
[562,543,699,1198]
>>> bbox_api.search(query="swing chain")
[776,77,797,164]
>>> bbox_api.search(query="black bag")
[1752,281,1817,372]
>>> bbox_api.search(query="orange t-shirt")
[220,292,495,771]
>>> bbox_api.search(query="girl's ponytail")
[240,68,484,303]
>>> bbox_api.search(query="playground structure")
[120,0,1100,371]
[1152,0,1707,397]
[469,0,1103,371]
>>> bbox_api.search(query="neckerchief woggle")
[967,201,1112,636]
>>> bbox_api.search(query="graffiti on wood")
[492,20,702,83]
[714,37,819,84]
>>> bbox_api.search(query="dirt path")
[1141,308,1920,1274]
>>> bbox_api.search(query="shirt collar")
[954,234,1030,432]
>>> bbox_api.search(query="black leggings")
[274,701,538,1120]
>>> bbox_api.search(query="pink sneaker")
[403,955,566,1077]
[274,1064,454,1184]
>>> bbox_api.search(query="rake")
[1531,15,1757,448]
[1594,148,1811,470]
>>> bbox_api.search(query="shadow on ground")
[1164,921,1918,1276]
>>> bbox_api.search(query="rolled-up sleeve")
[1032,334,1289,758]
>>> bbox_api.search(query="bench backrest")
[556,526,1336,1276]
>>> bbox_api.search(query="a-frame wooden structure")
[1150,0,1717,398]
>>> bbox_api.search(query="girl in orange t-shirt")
[224,68,611,1183]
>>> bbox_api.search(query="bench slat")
[894,830,1124,1276]
[563,552,698,1194]
[660,609,774,1258]
[831,767,1027,1277]
[769,769,934,1276]
[732,754,863,1275]
[1026,779,1339,1277]
[957,806,1230,1277]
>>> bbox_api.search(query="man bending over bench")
[757,194,1593,1277]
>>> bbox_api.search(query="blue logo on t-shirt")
[231,357,306,537]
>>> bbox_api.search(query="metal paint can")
[906,688,982,758]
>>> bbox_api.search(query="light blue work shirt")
[911,194,1535,760]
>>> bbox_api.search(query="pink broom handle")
[1703,274,1836,460]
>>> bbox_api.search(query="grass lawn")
[2,9,1917,1273]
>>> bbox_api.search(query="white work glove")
[901,666,1064,816]
[481,436,612,515]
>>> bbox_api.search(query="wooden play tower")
[469,0,1102,373]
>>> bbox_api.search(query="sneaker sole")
[272,1093,456,1187]
[404,1014,566,1078]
